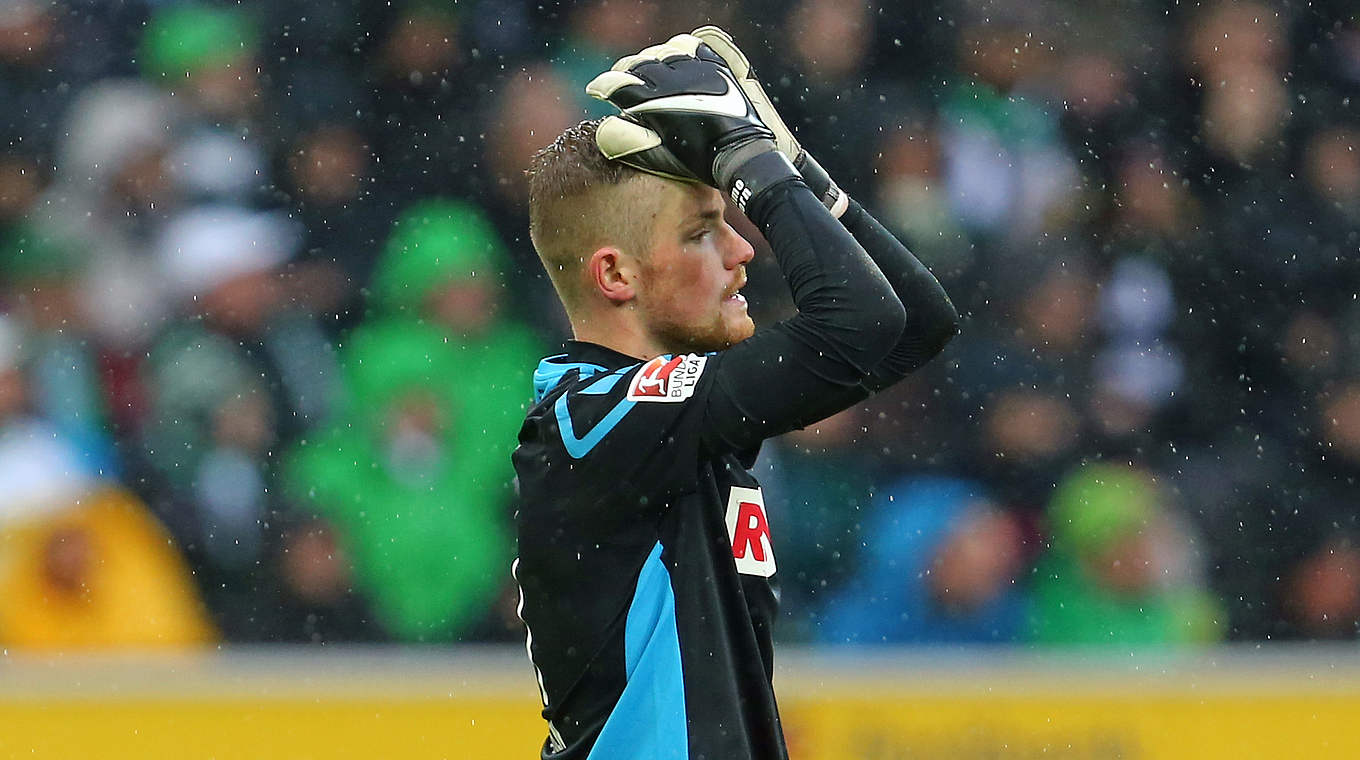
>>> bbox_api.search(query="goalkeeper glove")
[690,25,849,218]
[586,33,799,214]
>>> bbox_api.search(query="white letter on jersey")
[725,486,776,577]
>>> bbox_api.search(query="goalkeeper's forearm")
[696,180,908,454]
[788,145,959,386]
[839,198,960,390]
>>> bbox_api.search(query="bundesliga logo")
[627,354,707,403]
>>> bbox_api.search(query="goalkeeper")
[512,27,958,760]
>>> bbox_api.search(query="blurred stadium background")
[0,0,1357,757]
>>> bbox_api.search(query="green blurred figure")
[140,2,260,122]
[1029,464,1223,646]
[287,199,540,641]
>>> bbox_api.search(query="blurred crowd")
[0,0,1356,649]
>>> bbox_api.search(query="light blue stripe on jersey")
[533,357,607,403]
[552,366,638,458]
[587,541,688,760]
[555,393,635,459]
[578,369,629,395]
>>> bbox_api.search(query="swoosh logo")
[625,68,749,119]
[555,393,636,460]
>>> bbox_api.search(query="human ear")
[589,246,637,304]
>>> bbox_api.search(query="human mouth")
[724,275,747,304]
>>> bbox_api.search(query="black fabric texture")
[840,198,960,391]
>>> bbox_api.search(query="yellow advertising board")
[782,693,1360,759]
[1,648,1356,759]
[775,649,1360,759]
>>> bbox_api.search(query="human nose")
[723,223,754,268]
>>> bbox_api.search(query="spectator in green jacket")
[1029,463,1223,646]
[286,198,540,641]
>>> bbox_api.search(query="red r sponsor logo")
[725,486,776,577]
[731,502,770,560]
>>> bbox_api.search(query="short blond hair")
[527,119,661,308]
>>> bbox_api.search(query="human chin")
[723,311,755,347]
[680,312,751,353]
[722,293,753,335]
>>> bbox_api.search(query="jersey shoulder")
[526,352,717,462]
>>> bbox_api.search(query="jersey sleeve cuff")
[722,148,801,216]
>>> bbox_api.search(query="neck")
[570,305,665,361]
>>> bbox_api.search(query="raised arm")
[693,25,959,394]
[697,171,907,453]
[839,198,959,391]
[585,32,912,454]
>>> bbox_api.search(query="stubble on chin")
[703,315,755,353]
[727,315,756,347]
[651,312,753,355]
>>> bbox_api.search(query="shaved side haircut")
[527,119,663,309]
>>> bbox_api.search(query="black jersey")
[512,183,958,760]
[515,343,786,760]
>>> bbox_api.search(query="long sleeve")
[839,198,959,392]
[698,178,907,454]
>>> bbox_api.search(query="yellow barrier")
[0,649,543,760]
[1,647,1357,759]
[776,649,1360,759]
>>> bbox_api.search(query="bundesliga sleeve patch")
[627,354,708,403]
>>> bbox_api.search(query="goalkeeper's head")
[528,119,755,356]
